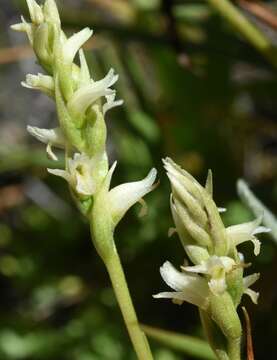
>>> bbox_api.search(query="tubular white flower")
[48,153,97,195]
[226,217,270,256]
[182,256,236,295]
[108,168,157,226]
[26,0,44,24]
[22,73,54,97]
[27,126,65,161]
[67,69,119,118]
[62,28,93,64]
[243,273,260,304]
[153,261,209,309]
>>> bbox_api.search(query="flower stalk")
[13,1,155,358]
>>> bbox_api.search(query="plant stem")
[105,247,154,360]
[227,338,241,360]
[206,0,277,67]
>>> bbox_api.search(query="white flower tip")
[218,207,227,213]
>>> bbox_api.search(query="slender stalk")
[104,245,154,360]
[206,0,277,67]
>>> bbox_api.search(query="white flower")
[243,273,260,304]
[27,126,65,161]
[153,261,209,309]
[226,217,270,256]
[67,69,119,118]
[48,153,97,196]
[182,256,236,295]
[22,73,54,97]
[62,28,93,65]
[102,163,157,226]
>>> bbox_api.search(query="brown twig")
[239,0,277,30]
[242,307,254,360]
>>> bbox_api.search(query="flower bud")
[22,73,54,97]
[164,157,228,256]
[26,0,44,25]
[43,0,61,25]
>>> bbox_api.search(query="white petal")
[218,207,226,213]
[63,28,93,64]
[160,261,193,291]
[226,217,266,256]
[153,291,206,307]
[243,273,260,289]
[47,168,70,183]
[157,261,209,309]
[43,0,61,25]
[11,16,34,44]
[108,168,157,225]
[253,226,271,235]
[79,49,91,86]
[46,143,58,161]
[244,289,259,304]
[27,126,65,147]
[103,93,124,115]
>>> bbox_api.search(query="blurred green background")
[0,0,277,359]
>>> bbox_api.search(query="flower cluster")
[154,158,269,344]
[13,0,156,226]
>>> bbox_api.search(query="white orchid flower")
[62,28,93,65]
[226,217,270,256]
[99,163,157,226]
[48,153,98,196]
[153,261,209,309]
[182,256,236,295]
[243,273,260,304]
[67,69,119,118]
[27,126,65,161]
[22,73,54,97]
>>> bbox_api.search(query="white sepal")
[108,168,157,225]
[153,261,209,309]
[243,273,260,304]
[48,153,97,196]
[226,217,270,256]
[26,0,44,24]
[63,28,93,64]
[68,68,118,117]
[11,16,34,45]
[27,126,65,161]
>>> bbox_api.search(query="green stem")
[206,0,277,67]
[105,247,154,360]
[227,338,241,360]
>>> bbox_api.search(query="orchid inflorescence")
[154,158,269,359]
[12,0,157,227]
[12,1,269,359]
